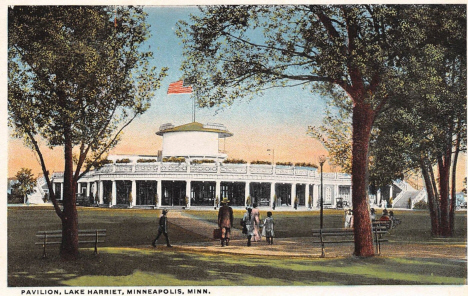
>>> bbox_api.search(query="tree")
[177,5,424,256]
[8,6,167,260]
[12,168,37,204]
[310,5,466,237]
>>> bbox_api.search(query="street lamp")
[267,149,275,165]
[318,155,327,230]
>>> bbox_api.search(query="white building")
[30,121,419,209]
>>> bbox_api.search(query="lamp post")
[318,155,327,230]
[267,149,275,165]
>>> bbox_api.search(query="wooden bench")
[312,222,390,257]
[372,221,390,254]
[36,229,106,259]
[311,228,355,257]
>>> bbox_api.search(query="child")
[262,211,275,245]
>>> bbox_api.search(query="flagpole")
[193,96,195,122]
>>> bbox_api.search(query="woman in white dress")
[242,208,254,246]
[251,203,261,241]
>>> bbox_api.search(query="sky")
[7,5,333,178]
[6,5,466,190]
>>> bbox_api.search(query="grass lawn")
[7,207,467,287]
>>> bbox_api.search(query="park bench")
[311,222,391,257]
[35,229,106,259]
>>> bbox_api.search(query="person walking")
[152,209,172,248]
[251,203,261,242]
[242,207,254,246]
[217,197,234,247]
[262,211,275,245]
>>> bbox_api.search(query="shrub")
[163,157,185,163]
[276,161,293,166]
[192,159,215,164]
[246,195,252,207]
[295,162,318,168]
[223,158,247,164]
[116,158,131,164]
[251,160,272,165]
[137,159,157,163]
[413,200,428,210]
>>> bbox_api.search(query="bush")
[192,159,215,164]
[251,160,272,165]
[223,158,247,164]
[413,200,428,210]
[116,158,131,164]
[276,162,293,166]
[163,157,185,163]
[137,159,157,163]
[295,162,318,168]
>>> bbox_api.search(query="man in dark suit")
[152,209,172,248]
[217,198,234,247]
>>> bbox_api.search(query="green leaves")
[8,6,168,178]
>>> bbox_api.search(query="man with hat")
[152,209,172,248]
[217,197,234,247]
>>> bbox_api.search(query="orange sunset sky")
[6,6,467,191]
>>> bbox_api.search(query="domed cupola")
[156,122,233,161]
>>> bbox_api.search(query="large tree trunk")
[449,132,460,236]
[438,130,453,237]
[351,101,375,257]
[60,129,79,260]
[420,159,440,236]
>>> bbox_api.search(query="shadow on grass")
[8,247,466,287]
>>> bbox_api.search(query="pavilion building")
[30,121,424,209]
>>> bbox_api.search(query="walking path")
[162,210,467,260]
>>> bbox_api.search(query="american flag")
[167,80,193,95]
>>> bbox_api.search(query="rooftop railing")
[52,162,351,181]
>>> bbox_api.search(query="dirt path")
[165,211,467,260]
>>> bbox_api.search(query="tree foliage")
[12,168,37,204]
[8,6,167,259]
[177,4,466,254]
[310,5,466,236]
[177,4,420,257]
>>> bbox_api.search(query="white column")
[389,185,393,207]
[245,181,250,207]
[377,189,381,207]
[92,182,97,197]
[60,183,64,200]
[291,183,297,208]
[186,180,191,208]
[270,182,276,208]
[215,180,221,206]
[111,180,117,206]
[98,181,104,204]
[157,180,162,207]
[77,183,82,195]
[131,180,137,207]
[333,184,339,207]
[86,182,91,197]
[305,184,310,208]
[313,184,319,209]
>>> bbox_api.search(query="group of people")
[218,198,275,247]
[344,208,399,229]
[150,198,276,249]
[372,208,399,228]
[151,202,401,248]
